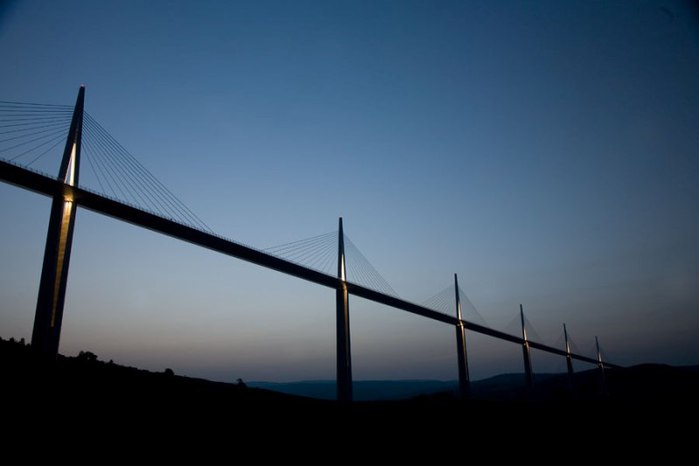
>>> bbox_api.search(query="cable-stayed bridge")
[0,88,617,401]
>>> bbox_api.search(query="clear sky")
[0,0,697,382]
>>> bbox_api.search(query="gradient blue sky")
[1,0,698,382]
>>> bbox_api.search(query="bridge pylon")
[336,217,352,402]
[31,86,84,357]
[520,304,534,389]
[596,336,608,397]
[564,323,574,390]
[454,273,470,398]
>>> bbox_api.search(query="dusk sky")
[1,0,697,383]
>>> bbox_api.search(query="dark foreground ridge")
[2,337,697,436]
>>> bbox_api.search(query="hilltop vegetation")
[2,336,697,432]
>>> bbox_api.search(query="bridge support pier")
[336,217,352,402]
[595,336,607,397]
[454,274,470,398]
[564,323,574,391]
[31,86,84,357]
[520,304,534,389]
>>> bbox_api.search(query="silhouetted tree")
[77,350,97,362]
[164,368,174,376]
[237,378,246,388]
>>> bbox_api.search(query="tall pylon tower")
[520,304,534,388]
[31,86,84,356]
[336,217,352,401]
[454,273,470,398]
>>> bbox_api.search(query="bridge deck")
[0,159,615,368]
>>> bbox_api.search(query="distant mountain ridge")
[249,379,458,400]
[249,373,569,400]
[251,365,699,401]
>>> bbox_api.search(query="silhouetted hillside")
[2,336,697,433]
[0,336,323,411]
